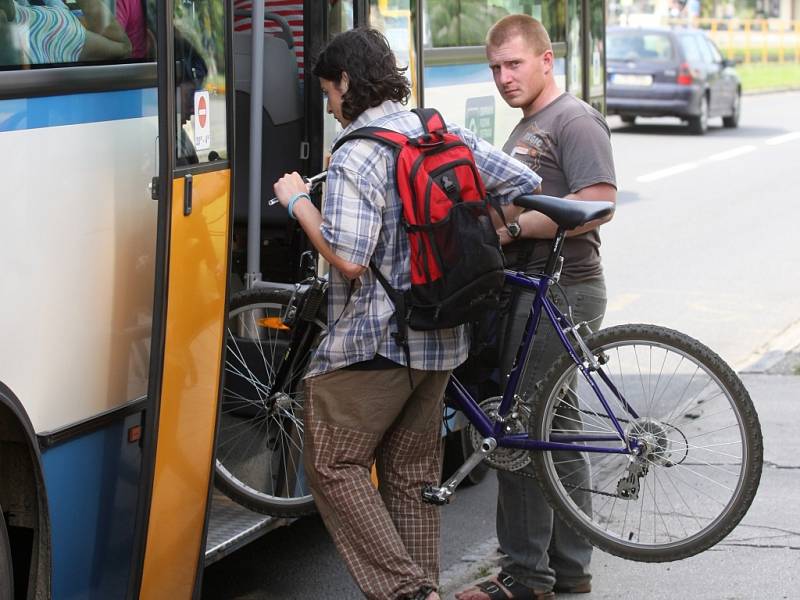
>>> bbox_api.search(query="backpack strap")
[331,126,408,154]
[370,263,414,388]
[412,107,447,134]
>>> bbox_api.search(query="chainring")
[466,396,531,471]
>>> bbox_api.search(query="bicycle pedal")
[421,484,450,506]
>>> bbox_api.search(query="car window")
[695,34,714,64]
[678,34,703,65]
[703,36,724,63]
[607,32,674,61]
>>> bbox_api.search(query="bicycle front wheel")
[214,286,317,517]
[531,324,762,562]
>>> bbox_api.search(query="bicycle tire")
[0,504,12,600]
[530,324,762,562]
[214,286,317,517]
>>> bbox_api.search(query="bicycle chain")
[486,458,623,499]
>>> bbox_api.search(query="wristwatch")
[506,220,522,239]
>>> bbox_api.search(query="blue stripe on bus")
[424,63,493,88]
[0,88,157,132]
[41,413,143,599]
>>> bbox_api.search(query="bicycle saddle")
[514,195,615,230]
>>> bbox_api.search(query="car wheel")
[723,90,741,128]
[688,94,709,135]
[621,116,636,125]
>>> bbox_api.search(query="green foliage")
[736,62,800,91]
[427,0,511,47]
[174,0,227,76]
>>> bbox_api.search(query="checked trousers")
[303,367,451,600]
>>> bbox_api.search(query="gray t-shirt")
[502,93,616,284]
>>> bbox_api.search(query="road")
[202,91,800,599]
[603,90,800,369]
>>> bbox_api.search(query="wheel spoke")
[215,293,316,516]
[534,326,761,560]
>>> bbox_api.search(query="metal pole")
[416,0,425,108]
[246,0,265,287]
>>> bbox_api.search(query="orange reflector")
[128,425,142,443]
[257,316,290,330]
[371,464,379,489]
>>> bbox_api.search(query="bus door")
[584,0,607,112]
[136,1,232,597]
[567,0,607,112]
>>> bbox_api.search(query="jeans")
[496,275,607,591]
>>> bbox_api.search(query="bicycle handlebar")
[267,171,328,206]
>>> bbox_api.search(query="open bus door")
[134,1,233,597]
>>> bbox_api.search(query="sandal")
[457,571,554,600]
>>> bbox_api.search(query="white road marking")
[765,131,800,146]
[738,318,800,373]
[636,162,699,183]
[637,133,798,183]
[707,145,757,161]
[606,293,641,312]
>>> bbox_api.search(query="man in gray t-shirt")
[502,94,616,283]
[456,14,617,600]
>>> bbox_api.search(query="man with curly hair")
[273,27,541,600]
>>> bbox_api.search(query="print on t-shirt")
[511,123,553,172]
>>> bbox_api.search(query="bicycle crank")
[422,437,497,505]
[466,397,531,471]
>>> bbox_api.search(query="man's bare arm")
[497,182,616,245]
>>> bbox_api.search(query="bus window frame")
[422,41,567,66]
[0,62,157,100]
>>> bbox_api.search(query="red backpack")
[332,108,505,359]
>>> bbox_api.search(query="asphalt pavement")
[441,347,800,600]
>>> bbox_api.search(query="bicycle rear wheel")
[531,324,762,562]
[214,286,317,517]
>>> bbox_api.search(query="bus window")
[566,0,582,97]
[174,0,228,164]
[423,0,566,48]
[587,0,606,110]
[328,0,353,39]
[322,0,354,151]
[422,1,567,145]
[369,0,418,108]
[0,0,151,68]
[234,1,304,78]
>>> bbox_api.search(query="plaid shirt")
[305,101,542,378]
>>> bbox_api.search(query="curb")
[737,318,800,373]
[742,86,800,95]
[439,537,503,597]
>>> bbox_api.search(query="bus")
[0,1,606,598]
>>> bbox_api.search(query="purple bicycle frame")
[446,270,639,456]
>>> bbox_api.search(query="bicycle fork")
[421,437,497,505]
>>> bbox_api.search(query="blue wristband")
[287,192,310,220]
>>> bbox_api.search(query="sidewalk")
[441,352,800,600]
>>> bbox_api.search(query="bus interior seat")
[233,14,304,227]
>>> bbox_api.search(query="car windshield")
[607,32,674,62]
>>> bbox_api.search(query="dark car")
[606,26,741,134]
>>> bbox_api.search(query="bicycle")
[214,186,763,563]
